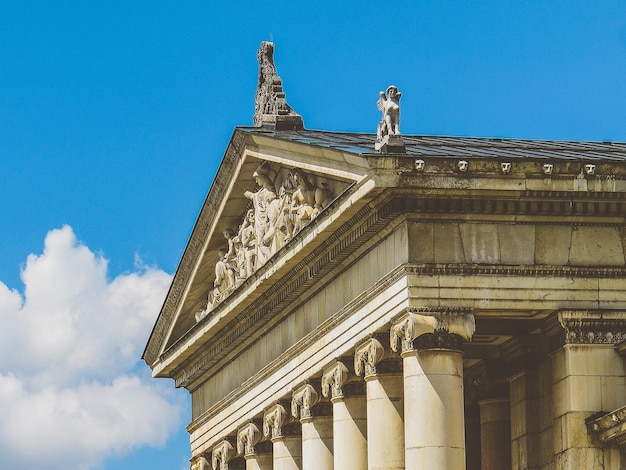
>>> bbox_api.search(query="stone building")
[143,42,626,469]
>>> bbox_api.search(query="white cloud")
[0,226,184,470]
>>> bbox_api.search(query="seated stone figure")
[377,85,402,140]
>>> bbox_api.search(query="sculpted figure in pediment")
[196,164,336,321]
[244,166,278,266]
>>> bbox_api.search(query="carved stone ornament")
[543,163,554,175]
[321,361,349,400]
[263,403,289,439]
[500,162,512,174]
[253,41,303,130]
[291,383,319,420]
[354,338,385,377]
[544,310,626,348]
[375,85,406,153]
[390,311,476,354]
[191,456,210,470]
[237,422,261,457]
[458,160,469,172]
[211,440,234,470]
[195,163,336,321]
[586,405,626,447]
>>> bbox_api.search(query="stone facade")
[144,44,626,470]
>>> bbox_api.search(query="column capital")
[236,422,261,457]
[390,310,475,354]
[211,440,234,470]
[354,337,385,378]
[291,383,320,420]
[263,403,290,440]
[544,309,626,349]
[190,455,210,470]
[321,361,349,400]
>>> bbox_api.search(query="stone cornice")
[544,309,626,348]
[586,406,626,447]
[143,129,248,365]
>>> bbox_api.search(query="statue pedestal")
[375,134,406,153]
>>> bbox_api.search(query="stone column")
[322,361,367,470]
[212,440,235,470]
[355,337,404,470]
[237,422,272,470]
[390,310,475,470]
[263,403,302,470]
[478,398,511,470]
[291,383,333,470]
[545,310,626,469]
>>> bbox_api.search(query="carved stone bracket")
[211,440,234,470]
[263,403,289,440]
[237,422,261,457]
[586,405,626,448]
[191,455,210,470]
[354,338,385,378]
[390,310,475,354]
[544,310,626,349]
[321,361,349,400]
[291,383,319,420]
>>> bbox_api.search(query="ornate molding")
[544,310,626,348]
[390,310,475,354]
[354,338,385,378]
[236,422,261,457]
[291,384,319,420]
[211,440,234,470]
[586,406,626,448]
[321,361,349,400]
[143,128,246,365]
[263,403,289,440]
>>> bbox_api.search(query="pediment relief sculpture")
[196,163,342,322]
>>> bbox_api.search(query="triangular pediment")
[143,127,371,370]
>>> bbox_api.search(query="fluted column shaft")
[478,398,511,470]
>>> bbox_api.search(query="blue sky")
[1,2,625,469]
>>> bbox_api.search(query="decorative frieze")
[321,361,349,400]
[544,310,626,349]
[211,440,234,470]
[263,403,289,439]
[291,384,319,420]
[390,310,475,354]
[196,162,337,321]
[236,422,261,457]
[354,338,385,378]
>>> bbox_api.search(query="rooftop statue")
[253,41,304,130]
[375,85,406,153]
